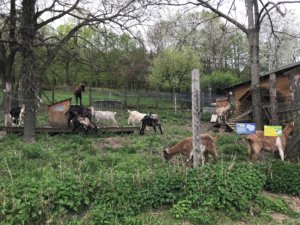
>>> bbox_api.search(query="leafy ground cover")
[0,91,299,224]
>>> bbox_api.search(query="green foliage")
[217,134,240,147]
[200,112,212,121]
[0,109,299,225]
[254,194,299,219]
[201,71,242,92]
[148,47,200,92]
[263,161,300,196]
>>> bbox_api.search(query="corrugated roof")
[223,61,300,90]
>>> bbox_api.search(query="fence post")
[137,94,140,111]
[192,69,203,167]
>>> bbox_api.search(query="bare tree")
[163,0,300,129]
[1,0,160,142]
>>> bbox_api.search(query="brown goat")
[246,121,294,161]
[163,134,218,166]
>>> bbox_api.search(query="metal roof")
[223,61,300,90]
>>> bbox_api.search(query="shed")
[48,98,72,127]
[223,61,300,159]
[224,61,300,122]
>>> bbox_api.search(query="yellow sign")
[264,126,282,137]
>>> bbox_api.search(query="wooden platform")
[0,126,140,134]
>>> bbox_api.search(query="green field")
[0,90,299,225]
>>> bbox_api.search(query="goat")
[90,106,118,126]
[163,134,218,166]
[127,109,146,126]
[139,113,163,135]
[71,115,98,134]
[216,103,231,122]
[246,121,294,161]
[9,104,25,127]
[74,84,85,106]
[65,105,91,127]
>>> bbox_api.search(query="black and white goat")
[9,104,25,127]
[65,105,96,133]
[139,113,163,135]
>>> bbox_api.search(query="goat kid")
[9,104,25,127]
[65,105,91,127]
[216,103,231,122]
[74,84,85,106]
[127,109,146,126]
[246,121,294,161]
[71,115,98,134]
[163,134,218,166]
[90,106,118,126]
[139,113,163,135]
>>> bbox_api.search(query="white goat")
[90,106,118,126]
[127,109,146,126]
[18,104,25,126]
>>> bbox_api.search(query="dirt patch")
[263,192,300,223]
[92,136,125,150]
[266,192,300,213]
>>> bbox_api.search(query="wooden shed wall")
[48,99,71,128]
[233,73,293,115]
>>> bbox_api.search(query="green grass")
[0,89,299,225]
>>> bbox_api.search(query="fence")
[88,88,222,112]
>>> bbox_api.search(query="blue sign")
[236,123,256,135]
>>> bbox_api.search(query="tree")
[165,0,300,129]
[1,0,160,142]
[148,47,200,113]
[147,11,249,75]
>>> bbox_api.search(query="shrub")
[217,134,240,147]
[200,112,212,122]
[219,143,248,161]
[263,161,300,196]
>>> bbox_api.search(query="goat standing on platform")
[74,84,85,106]
[90,106,118,126]
[216,103,231,122]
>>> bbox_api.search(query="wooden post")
[269,73,278,125]
[192,69,203,167]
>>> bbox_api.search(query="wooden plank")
[0,126,140,134]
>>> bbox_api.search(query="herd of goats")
[5,84,295,166]
[8,103,163,136]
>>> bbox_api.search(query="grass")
[0,89,299,225]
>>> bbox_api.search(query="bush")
[263,161,300,196]
[219,143,248,161]
[201,112,212,122]
[201,71,243,92]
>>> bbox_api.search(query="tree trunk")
[248,29,263,129]
[20,0,37,143]
[269,73,278,125]
[247,0,263,130]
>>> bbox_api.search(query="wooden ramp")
[0,126,140,134]
[225,122,237,133]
